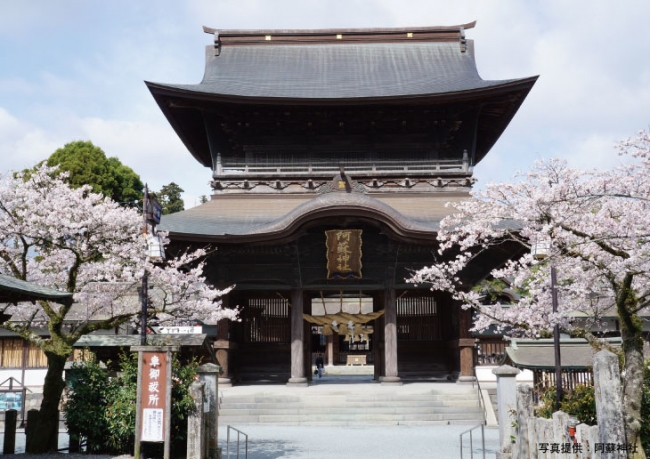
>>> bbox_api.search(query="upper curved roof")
[158,191,469,243]
[147,23,535,102]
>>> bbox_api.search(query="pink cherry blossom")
[410,129,650,453]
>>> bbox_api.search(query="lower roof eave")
[146,76,539,107]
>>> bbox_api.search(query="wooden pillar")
[214,296,235,387]
[287,288,308,386]
[457,339,476,383]
[303,312,311,382]
[326,334,334,366]
[373,291,384,380]
[382,276,402,385]
[457,307,476,383]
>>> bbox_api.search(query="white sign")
[154,326,202,334]
[141,408,164,442]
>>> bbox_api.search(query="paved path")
[218,380,498,458]
[0,424,497,458]
[218,424,498,459]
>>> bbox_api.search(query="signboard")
[140,352,167,442]
[0,391,22,411]
[325,229,363,279]
[154,325,202,334]
[145,196,163,225]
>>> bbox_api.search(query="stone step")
[218,383,484,426]
[219,406,483,416]
[221,412,483,424]
[221,394,476,403]
[221,400,481,409]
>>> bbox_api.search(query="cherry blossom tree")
[411,130,650,458]
[0,165,237,453]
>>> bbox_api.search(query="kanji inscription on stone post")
[326,229,362,279]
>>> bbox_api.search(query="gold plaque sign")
[326,229,362,279]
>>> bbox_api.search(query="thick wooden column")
[326,334,334,366]
[287,288,308,386]
[382,277,402,385]
[457,307,476,384]
[214,295,235,387]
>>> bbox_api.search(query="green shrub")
[104,350,138,454]
[64,349,199,455]
[535,384,597,425]
[64,356,111,452]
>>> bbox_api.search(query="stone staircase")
[218,383,484,426]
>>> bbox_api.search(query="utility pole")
[140,184,149,346]
[551,265,563,409]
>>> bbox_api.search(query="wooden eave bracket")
[460,27,467,53]
[213,31,221,56]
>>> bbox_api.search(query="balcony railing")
[216,157,470,178]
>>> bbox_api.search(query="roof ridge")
[203,23,476,37]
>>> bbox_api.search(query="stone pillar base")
[380,376,403,386]
[218,377,232,388]
[286,377,309,387]
[456,375,477,385]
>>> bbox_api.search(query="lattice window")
[0,340,23,368]
[26,343,47,368]
[0,339,47,368]
[475,338,506,365]
[243,297,290,344]
[397,296,441,341]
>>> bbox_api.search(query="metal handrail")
[459,424,486,459]
[226,425,248,459]
[472,367,488,424]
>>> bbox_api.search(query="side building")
[149,23,537,386]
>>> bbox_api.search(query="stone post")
[287,289,308,386]
[552,411,573,459]
[588,425,599,459]
[24,409,39,454]
[593,350,625,458]
[493,365,520,459]
[527,422,538,459]
[3,409,16,454]
[197,363,220,459]
[575,423,592,459]
[514,384,534,459]
[187,381,205,459]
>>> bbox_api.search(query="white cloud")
[2,0,650,207]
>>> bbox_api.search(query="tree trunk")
[26,352,67,453]
[619,294,646,459]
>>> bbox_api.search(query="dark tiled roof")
[505,338,622,370]
[150,40,530,100]
[74,333,209,348]
[159,192,469,240]
[0,274,73,305]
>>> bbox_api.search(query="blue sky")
[2,1,649,207]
